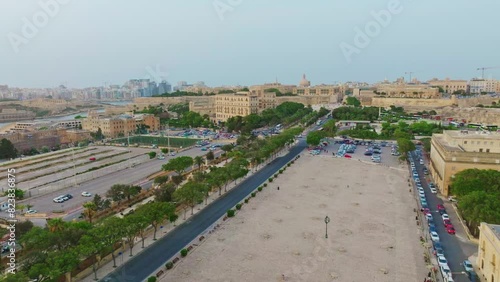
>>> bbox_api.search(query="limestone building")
[214,92,259,123]
[477,223,500,282]
[428,78,468,94]
[0,109,36,122]
[429,130,500,196]
[82,111,160,138]
[376,83,441,99]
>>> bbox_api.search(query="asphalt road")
[411,149,476,282]
[15,146,223,220]
[101,141,307,282]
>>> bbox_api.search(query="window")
[464,141,467,144]
[487,149,490,153]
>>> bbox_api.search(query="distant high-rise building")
[158,80,171,94]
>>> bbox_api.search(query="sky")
[1,0,499,88]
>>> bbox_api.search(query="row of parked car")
[53,192,92,203]
[410,152,478,282]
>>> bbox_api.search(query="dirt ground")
[161,154,427,282]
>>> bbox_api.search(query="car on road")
[442,214,450,221]
[430,187,437,194]
[438,208,447,215]
[26,209,37,214]
[433,242,443,255]
[344,154,352,158]
[467,270,479,282]
[440,265,452,281]
[81,191,92,197]
[89,157,96,161]
[420,159,424,165]
[463,260,474,272]
[437,255,449,268]
[419,190,425,196]
[437,204,445,210]
[53,195,65,203]
[415,178,421,183]
[446,226,456,235]
[443,219,453,228]
[430,231,440,242]
[426,214,433,221]
[422,208,430,215]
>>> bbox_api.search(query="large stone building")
[214,92,259,123]
[0,109,36,122]
[0,129,91,152]
[429,130,500,196]
[428,78,468,94]
[469,78,498,94]
[477,223,500,282]
[82,111,160,138]
[376,83,441,99]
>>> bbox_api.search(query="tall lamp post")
[324,216,330,238]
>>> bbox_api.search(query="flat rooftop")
[489,224,500,241]
[445,130,500,140]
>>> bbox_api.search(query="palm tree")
[47,218,66,233]
[83,202,98,224]
[194,156,204,171]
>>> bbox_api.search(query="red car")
[344,154,352,158]
[422,208,431,215]
[89,157,96,161]
[437,204,445,211]
[444,220,453,228]
[446,226,456,235]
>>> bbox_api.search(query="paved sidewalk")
[79,148,291,282]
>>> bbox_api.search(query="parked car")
[430,187,437,194]
[444,220,453,228]
[430,231,440,242]
[89,157,96,161]
[437,204,445,211]
[26,209,37,214]
[437,255,449,268]
[446,226,456,235]
[463,260,474,273]
[467,270,479,282]
[442,214,450,221]
[426,214,433,221]
[81,191,92,197]
[440,265,452,281]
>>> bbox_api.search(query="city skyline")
[1,1,500,88]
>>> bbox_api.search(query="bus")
[467,123,481,129]
[481,125,498,131]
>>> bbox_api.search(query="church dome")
[299,74,310,87]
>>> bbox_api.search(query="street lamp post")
[324,216,330,238]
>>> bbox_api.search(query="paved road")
[15,146,222,219]
[411,149,476,282]
[101,141,306,282]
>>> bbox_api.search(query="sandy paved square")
[161,154,426,282]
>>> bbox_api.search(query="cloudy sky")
[1,0,499,88]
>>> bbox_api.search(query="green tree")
[148,151,157,159]
[154,182,176,202]
[173,181,205,217]
[99,216,125,268]
[0,138,18,159]
[206,151,215,162]
[136,202,175,240]
[194,155,204,170]
[450,169,500,197]
[82,202,97,224]
[322,119,337,137]
[458,191,500,237]
[346,96,361,107]
[162,156,193,176]
[396,138,416,160]
[306,131,326,146]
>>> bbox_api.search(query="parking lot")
[308,138,401,168]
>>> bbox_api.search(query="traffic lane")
[102,144,306,282]
[19,147,221,215]
[412,152,470,282]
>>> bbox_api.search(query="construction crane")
[477,66,500,78]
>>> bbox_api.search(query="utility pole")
[167,122,170,154]
[72,147,77,187]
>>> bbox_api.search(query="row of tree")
[451,169,500,237]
